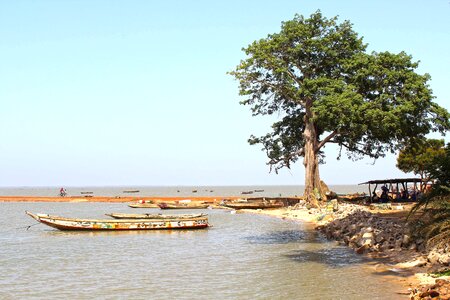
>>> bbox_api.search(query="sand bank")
[0,196,238,203]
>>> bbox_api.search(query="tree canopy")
[230,11,450,205]
[397,138,446,182]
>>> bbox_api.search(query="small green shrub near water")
[432,269,450,277]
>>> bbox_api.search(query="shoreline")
[247,206,449,298]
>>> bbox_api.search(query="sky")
[0,0,449,187]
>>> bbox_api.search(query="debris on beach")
[409,279,450,299]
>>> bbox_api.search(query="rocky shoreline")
[313,202,449,299]
[249,201,449,299]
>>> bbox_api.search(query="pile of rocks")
[428,247,450,268]
[409,279,450,300]
[304,201,450,268]
[316,204,423,254]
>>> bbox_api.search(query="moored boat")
[128,200,159,208]
[222,201,283,210]
[158,202,209,209]
[241,191,254,195]
[106,212,207,219]
[25,211,209,231]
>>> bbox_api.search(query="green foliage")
[433,269,450,277]
[397,139,446,180]
[229,11,450,172]
[429,142,450,186]
[409,144,450,250]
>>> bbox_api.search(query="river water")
[0,202,405,299]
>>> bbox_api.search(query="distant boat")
[25,211,209,231]
[80,192,93,194]
[158,202,209,209]
[123,190,140,193]
[192,190,198,193]
[223,201,283,210]
[241,191,254,195]
[106,213,207,219]
[254,189,264,193]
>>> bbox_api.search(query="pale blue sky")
[0,0,449,186]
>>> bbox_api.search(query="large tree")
[230,11,449,207]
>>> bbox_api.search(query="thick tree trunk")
[303,101,323,208]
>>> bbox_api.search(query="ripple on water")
[0,203,406,299]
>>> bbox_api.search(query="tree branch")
[316,131,338,152]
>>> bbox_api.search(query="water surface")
[0,202,404,299]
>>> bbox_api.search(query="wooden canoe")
[26,211,209,231]
[128,202,159,208]
[106,212,207,219]
[158,203,209,209]
[223,201,283,210]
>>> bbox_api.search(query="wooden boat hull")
[158,203,209,209]
[26,211,209,231]
[128,203,159,208]
[106,213,207,219]
[223,202,283,210]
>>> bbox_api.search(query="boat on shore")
[26,211,209,231]
[106,212,206,219]
[158,202,209,209]
[222,201,283,210]
[128,200,159,208]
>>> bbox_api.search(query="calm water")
[0,202,404,299]
[0,185,368,197]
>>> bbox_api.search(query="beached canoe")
[158,203,209,209]
[223,201,283,210]
[26,211,209,231]
[106,212,207,219]
[128,202,159,208]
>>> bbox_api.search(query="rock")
[402,234,411,246]
[395,239,403,250]
[428,251,440,264]
[375,233,386,244]
[361,232,374,246]
[409,243,417,251]
[363,227,374,233]
[362,232,374,239]
[356,244,369,254]
[438,253,450,266]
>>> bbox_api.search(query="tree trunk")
[303,101,322,208]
